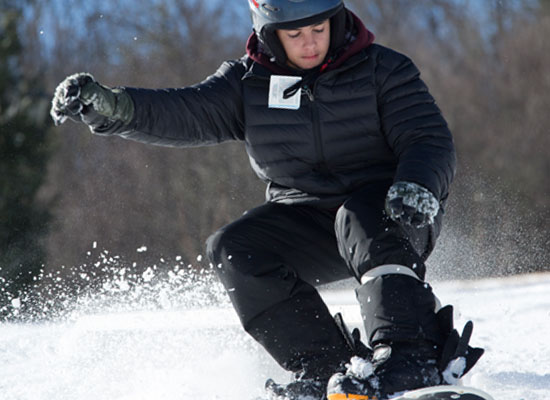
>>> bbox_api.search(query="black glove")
[50,72,134,127]
[385,181,440,228]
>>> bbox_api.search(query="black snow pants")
[206,183,442,379]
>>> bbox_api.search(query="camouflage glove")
[50,72,134,127]
[385,181,440,228]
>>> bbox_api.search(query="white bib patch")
[268,75,302,110]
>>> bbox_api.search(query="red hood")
[246,11,375,74]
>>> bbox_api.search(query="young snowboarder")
[51,1,485,399]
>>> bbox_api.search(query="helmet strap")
[328,8,351,57]
[261,28,289,67]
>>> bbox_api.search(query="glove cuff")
[112,88,135,125]
[80,83,134,125]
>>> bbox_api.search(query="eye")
[288,32,300,39]
[313,28,325,34]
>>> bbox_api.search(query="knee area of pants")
[205,229,229,264]
[206,229,251,273]
[334,205,355,234]
[335,202,352,221]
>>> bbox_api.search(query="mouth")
[302,54,319,60]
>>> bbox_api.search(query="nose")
[302,32,317,50]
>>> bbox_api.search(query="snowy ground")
[0,272,549,400]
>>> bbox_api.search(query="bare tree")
[40,0,262,274]
[21,0,549,284]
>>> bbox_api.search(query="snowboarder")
[50,1,485,399]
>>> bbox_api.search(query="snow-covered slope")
[1,273,549,400]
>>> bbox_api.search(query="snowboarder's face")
[276,19,331,70]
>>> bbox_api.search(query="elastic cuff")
[360,264,442,312]
[360,264,422,284]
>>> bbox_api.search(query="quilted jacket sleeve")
[90,57,247,147]
[375,47,456,202]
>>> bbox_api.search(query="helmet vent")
[261,4,280,12]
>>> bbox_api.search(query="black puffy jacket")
[93,19,455,208]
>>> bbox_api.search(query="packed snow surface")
[1,272,549,400]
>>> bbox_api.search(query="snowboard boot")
[264,350,347,400]
[327,339,441,399]
[264,313,371,400]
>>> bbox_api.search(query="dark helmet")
[248,0,348,66]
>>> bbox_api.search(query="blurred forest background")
[1,0,549,317]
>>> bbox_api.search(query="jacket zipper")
[303,85,329,174]
[248,73,331,174]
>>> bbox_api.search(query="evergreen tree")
[0,5,53,318]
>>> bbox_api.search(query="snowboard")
[260,383,494,400]
[390,385,494,400]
